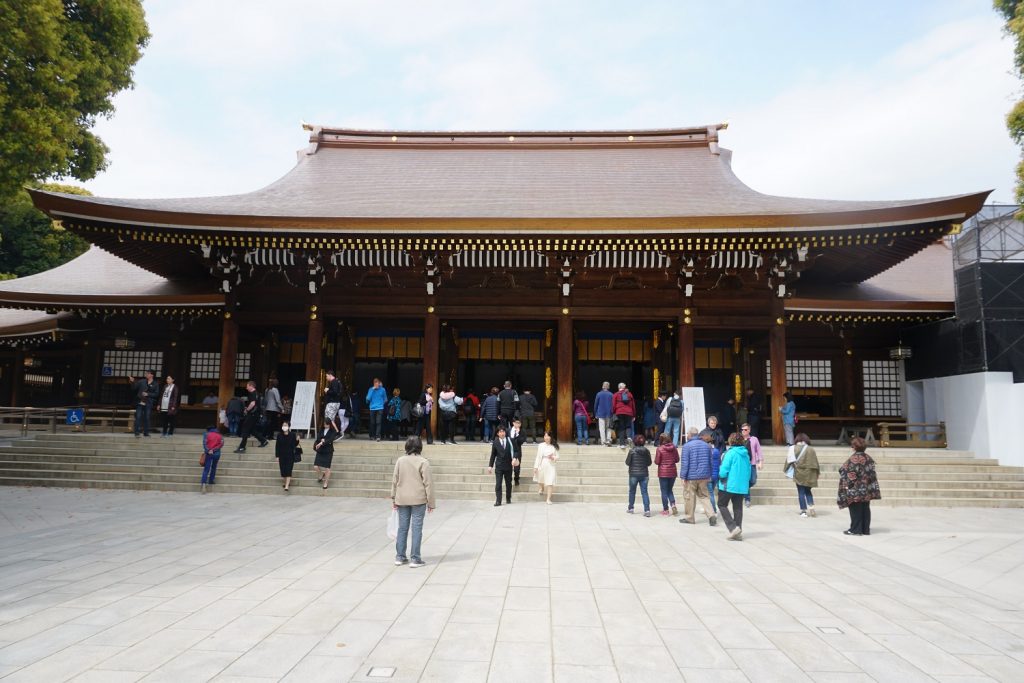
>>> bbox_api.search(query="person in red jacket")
[654,433,680,515]
[612,383,635,449]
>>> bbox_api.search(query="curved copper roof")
[29,126,990,231]
[0,247,223,309]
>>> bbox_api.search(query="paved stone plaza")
[0,487,1022,682]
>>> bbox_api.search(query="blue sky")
[83,0,1020,205]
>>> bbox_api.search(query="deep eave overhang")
[31,190,988,233]
[0,293,224,312]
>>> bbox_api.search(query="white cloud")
[725,15,1020,203]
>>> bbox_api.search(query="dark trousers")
[161,412,176,436]
[464,415,477,441]
[522,415,537,441]
[417,415,433,444]
[440,414,456,442]
[848,502,871,534]
[494,469,512,503]
[718,490,745,532]
[499,411,515,433]
[369,410,384,439]
[616,414,632,446]
[513,462,521,484]
[387,419,400,440]
[264,410,280,440]
[133,404,151,435]
[238,412,263,449]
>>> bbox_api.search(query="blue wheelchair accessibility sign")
[66,408,85,426]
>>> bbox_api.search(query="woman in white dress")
[533,431,560,504]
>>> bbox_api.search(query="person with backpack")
[413,384,433,445]
[613,383,635,449]
[437,384,463,444]
[234,380,268,453]
[497,380,518,431]
[386,388,403,441]
[200,425,223,494]
[661,391,684,446]
[462,389,480,442]
[480,387,499,442]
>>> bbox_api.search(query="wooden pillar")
[336,322,355,391]
[217,315,238,413]
[79,343,101,403]
[676,317,694,389]
[11,347,25,406]
[769,303,787,444]
[556,313,573,443]
[305,314,324,382]
[423,310,439,435]
[840,336,856,417]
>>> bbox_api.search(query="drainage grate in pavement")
[817,626,844,634]
[367,667,397,678]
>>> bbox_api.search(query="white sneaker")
[395,558,408,566]
[409,560,426,568]
[800,511,808,517]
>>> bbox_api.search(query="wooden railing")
[0,406,134,436]
[878,421,947,448]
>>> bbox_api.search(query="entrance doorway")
[695,341,734,423]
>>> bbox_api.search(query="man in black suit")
[488,426,518,506]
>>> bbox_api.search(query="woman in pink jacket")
[654,433,680,515]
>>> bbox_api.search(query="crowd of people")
[125,370,881,561]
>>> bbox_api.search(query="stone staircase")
[1,433,1024,507]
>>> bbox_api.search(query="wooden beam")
[217,316,238,415]
[769,300,787,445]
[557,314,573,443]
[677,318,694,389]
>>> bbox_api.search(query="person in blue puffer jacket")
[718,434,752,541]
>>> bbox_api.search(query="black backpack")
[667,397,683,418]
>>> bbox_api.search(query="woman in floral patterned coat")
[837,436,881,536]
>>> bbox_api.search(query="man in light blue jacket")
[366,378,388,442]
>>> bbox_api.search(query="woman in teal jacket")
[718,434,752,541]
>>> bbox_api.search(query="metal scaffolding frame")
[950,204,1024,380]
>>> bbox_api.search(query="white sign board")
[291,381,319,436]
[681,387,706,435]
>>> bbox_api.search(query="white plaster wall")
[906,371,1024,465]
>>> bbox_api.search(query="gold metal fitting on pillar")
[776,317,785,325]
[561,307,569,315]
[427,306,435,313]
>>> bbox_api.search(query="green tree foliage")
[0,0,149,201]
[0,184,90,278]
[996,1,1024,204]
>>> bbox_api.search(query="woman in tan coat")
[785,433,820,517]
[391,436,436,568]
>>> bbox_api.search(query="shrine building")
[0,124,989,443]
